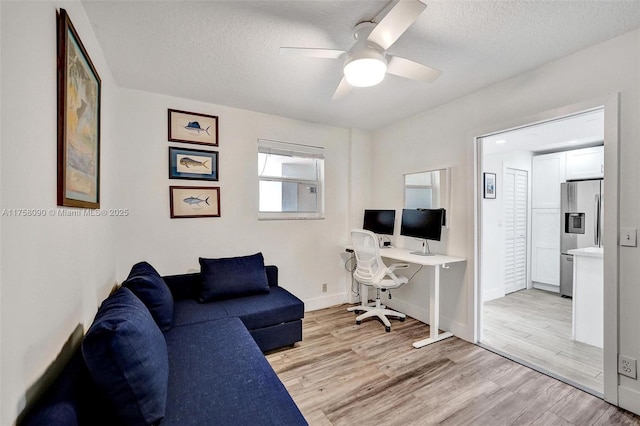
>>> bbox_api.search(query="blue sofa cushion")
[123,261,174,331]
[172,287,304,331]
[162,317,307,425]
[20,348,120,426]
[199,253,270,302]
[82,287,168,426]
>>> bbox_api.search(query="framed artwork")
[168,109,218,146]
[483,172,496,199]
[169,147,219,181]
[170,186,221,218]
[57,9,101,208]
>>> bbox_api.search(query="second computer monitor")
[363,209,395,236]
[400,208,444,242]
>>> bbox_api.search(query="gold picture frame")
[57,9,101,208]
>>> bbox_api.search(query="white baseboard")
[619,385,640,415]
[383,297,473,343]
[483,288,504,302]
[302,293,473,343]
[304,293,348,312]
[532,282,560,293]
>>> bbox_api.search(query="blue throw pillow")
[82,287,168,426]
[123,261,174,331]
[199,252,270,302]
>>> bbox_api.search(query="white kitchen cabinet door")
[565,145,604,180]
[531,208,560,287]
[532,152,566,208]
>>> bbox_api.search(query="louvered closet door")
[504,168,528,294]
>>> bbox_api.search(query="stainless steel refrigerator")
[560,180,603,297]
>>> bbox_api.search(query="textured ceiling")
[482,109,604,155]
[82,1,640,130]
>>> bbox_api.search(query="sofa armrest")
[266,265,278,288]
[163,273,200,300]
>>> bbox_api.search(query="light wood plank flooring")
[482,289,603,395]
[266,304,637,425]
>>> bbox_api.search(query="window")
[258,139,324,220]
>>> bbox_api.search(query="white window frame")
[258,139,325,220]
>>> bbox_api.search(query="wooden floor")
[266,304,638,426]
[482,289,604,395]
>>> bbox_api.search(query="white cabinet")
[531,208,560,289]
[565,146,604,180]
[569,247,603,348]
[532,152,566,208]
[531,152,564,289]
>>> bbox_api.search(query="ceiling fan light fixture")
[343,44,387,87]
[344,58,387,87]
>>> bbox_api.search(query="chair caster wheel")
[385,326,391,332]
[399,317,406,322]
[356,320,362,325]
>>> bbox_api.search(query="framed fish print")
[170,186,221,218]
[169,147,219,181]
[57,9,101,208]
[168,109,218,146]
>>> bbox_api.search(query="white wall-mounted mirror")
[404,167,450,227]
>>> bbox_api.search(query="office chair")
[348,229,409,332]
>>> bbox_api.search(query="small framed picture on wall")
[170,186,220,218]
[168,109,218,146]
[483,172,496,199]
[168,147,219,181]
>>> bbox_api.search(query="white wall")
[348,129,373,231]
[482,150,533,301]
[113,88,354,310]
[344,129,373,302]
[371,29,640,411]
[0,2,119,424]
[0,2,4,423]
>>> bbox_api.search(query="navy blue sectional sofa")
[20,254,307,426]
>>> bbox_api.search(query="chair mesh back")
[351,230,383,284]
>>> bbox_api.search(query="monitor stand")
[378,235,392,249]
[410,239,435,256]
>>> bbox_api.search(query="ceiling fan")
[279,0,441,100]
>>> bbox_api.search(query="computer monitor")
[363,209,395,236]
[400,208,444,256]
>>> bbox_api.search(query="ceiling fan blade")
[279,47,346,59]
[386,55,441,83]
[367,0,427,50]
[332,77,352,100]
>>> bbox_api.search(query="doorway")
[475,97,619,402]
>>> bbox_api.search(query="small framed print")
[169,147,219,181]
[483,172,496,199]
[170,186,220,218]
[168,109,218,146]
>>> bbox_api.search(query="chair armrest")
[388,263,410,272]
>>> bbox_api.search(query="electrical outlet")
[322,283,327,293]
[618,355,637,379]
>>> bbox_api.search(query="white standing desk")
[347,246,465,348]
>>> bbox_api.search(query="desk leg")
[412,264,454,348]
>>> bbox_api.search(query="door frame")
[473,94,619,404]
